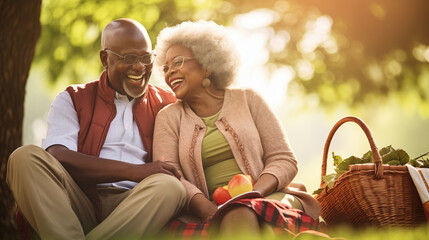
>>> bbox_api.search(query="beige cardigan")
[153,88,321,219]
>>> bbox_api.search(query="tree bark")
[0,0,41,238]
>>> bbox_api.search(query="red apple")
[213,186,231,205]
[228,174,253,198]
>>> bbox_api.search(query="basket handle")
[320,116,384,187]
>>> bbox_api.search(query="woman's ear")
[100,50,108,69]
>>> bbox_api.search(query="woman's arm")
[189,194,218,222]
[253,173,278,197]
[153,107,209,217]
[247,90,298,191]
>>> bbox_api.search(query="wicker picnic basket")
[315,116,426,227]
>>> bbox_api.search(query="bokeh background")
[2,0,429,237]
[24,0,429,193]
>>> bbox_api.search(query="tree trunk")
[0,0,41,238]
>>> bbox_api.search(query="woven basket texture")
[316,116,426,227]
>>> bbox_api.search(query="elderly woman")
[153,20,321,234]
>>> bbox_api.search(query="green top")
[201,111,242,200]
[200,112,302,210]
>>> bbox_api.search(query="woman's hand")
[253,174,279,197]
[189,193,218,222]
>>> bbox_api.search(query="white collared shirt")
[42,91,147,189]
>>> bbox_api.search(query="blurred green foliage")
[36,0,229,85]
[35,0,429,113]
[227,0,429,112]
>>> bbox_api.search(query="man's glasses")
[104,49,155,65]
[161,56,195,75]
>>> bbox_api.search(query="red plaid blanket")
[17,198,323,239]
[167,198,323,237]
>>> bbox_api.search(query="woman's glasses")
[161,56,194,75]
[104,49,155,65]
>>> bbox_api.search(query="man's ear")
[100,50,108,69]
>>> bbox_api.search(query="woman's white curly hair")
[154,20,240,89]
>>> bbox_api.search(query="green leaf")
[409,159,423,167]
[414,158,429,168]
[362,150,373,163]
[379,145,395,157]
[344,155,362,164]
[411,152,429,168]
[322,173,337,189]
[332,152,342,166]
[387,160,400,165]
[335,170,347,179]
[312,188,323,195]
[382,149,410,165]
[336,161,349,171]
[323,173,336,183]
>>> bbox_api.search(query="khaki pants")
[7,145,186,240]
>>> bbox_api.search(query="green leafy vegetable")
[362,150,373,163]
[382,149,409,165]
[409,152,429,168]
[379,145,395,156]
[313,146,428,195]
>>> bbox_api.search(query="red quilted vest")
[66,70,176,162]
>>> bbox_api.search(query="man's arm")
[44,91,180,186]
[47,145,181,186]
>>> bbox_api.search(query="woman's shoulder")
[227,88,265,103]
[157,101,184,118]
[227,87,261,95]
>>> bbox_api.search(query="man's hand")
[47,145,181,186]
[131,161,181,182]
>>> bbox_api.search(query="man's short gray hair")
[155,20,240,89]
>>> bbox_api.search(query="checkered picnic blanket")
[167,197,323,237]
[17,198,324,239]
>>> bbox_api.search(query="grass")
[156,224,429,240]
[133,224,429,240]
[322,224,429,240]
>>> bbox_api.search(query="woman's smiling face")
[163,44,207,101]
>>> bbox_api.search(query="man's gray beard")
[123,78,146,99]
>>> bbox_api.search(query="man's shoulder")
[66,80,99,95]
[65,80,100,110]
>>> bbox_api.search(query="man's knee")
[8,145,44,171]
[138,174,186,204]
[7,145,57,184]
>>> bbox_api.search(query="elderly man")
[7,19,185,240]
